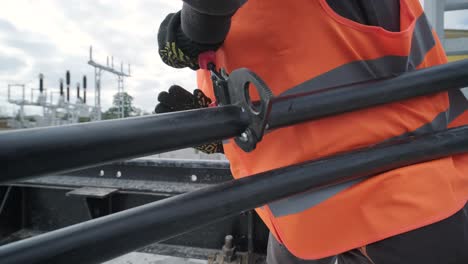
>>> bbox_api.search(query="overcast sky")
[0,1,467,116]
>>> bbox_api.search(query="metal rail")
[2,59,468,182]
[1,106,247,183]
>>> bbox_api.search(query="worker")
[156,1,468,263]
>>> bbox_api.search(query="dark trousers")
[267,202,468,264]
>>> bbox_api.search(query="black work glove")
[158,0,246,70]
[155,85,224,154]
[158,12,222,70]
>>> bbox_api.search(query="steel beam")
[424,0,446,43]
[445,38,468,56]
[1,126,468,264]
[446,0,468,11]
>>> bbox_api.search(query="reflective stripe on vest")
[265,12,464,217]
[269,89,468,218]
[282,14,434,96]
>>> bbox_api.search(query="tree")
[102,92,141,120]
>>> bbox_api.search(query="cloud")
[0,0,190,115]
[0,52,27,74]
[5,38,56,58]
[0,19,16,34]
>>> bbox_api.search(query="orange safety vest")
[197,0,468,259]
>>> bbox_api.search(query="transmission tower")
[88,46,131,119]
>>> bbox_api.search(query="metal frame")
[6,74,98,129]
[0,159,268,262]
[88,46,131,119]
[425,0,468,55]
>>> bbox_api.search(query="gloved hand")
[158,0,246,70]
[157,12,222,70]
[155,85,224,154]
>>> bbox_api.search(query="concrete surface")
[104,252,207,264]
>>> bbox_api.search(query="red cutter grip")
[198,51,217,70]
